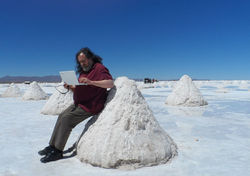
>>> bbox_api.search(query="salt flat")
[0,81,250,176]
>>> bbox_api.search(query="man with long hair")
[39,47,114,163]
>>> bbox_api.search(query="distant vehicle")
[144,78,151,84]
[24,81,31,84]
[144,78,158,84]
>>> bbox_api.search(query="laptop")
[59,71,87,85]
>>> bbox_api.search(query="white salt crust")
[77,77,177,169]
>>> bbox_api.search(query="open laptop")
[59,71,87,85]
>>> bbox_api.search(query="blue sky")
[0,0,250,80]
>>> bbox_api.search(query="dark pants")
[49,104,92,151]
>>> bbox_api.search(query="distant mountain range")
[0,75,210,83]
[0,75,61,83]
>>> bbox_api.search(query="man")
[39,47,114,163]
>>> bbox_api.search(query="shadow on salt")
[166,106,207,117]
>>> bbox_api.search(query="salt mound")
[165,75,208,106]
[238,84,249,90]
[168,81,177,89]
[2,83,22,97]
[77,77,177,169]
[215,84,232,93]
[22,81,48,100]
[41,83,73,115]
[216,87,229,93]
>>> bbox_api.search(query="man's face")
[78,53,93,72]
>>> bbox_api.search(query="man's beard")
[82,62,93,72]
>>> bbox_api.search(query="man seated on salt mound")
[165,75,208,106]
[38,47,114,163]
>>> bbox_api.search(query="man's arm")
[89,79,114,88]
[79,77,114,89]
[63,83,75,92]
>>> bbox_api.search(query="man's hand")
[79,77,92,85]
[79,77,114,88]
[63,83,75,91]
[63,83,70,89]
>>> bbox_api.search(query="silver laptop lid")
[59,71,87,86]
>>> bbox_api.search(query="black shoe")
[40,149,63,163]
[38,145,54,156]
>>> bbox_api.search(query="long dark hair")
[75,47,103,74]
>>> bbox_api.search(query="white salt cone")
[22,81,48,100]
[41,83,73,115]
[166,75,208,106]
[2,83,22,97]
[77,77,177,169]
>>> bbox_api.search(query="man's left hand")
[79,77,92,85]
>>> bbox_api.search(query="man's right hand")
[63,83,70,89]
[63,83,75,92]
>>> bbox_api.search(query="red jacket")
[73,63,113,114]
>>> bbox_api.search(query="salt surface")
[165,75,208,106]
[1,83,22,97]
[166,106,207,116]
[0,81,250,176]
[22,81,48,100]
[41,83,73,115]
[77,77,177,169]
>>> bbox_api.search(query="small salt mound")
[168,81,177,89]
[1,83,22,97]
[215,84,231,93]
[216,87,229,93]
[136,82,154,90]
[22,81,48,100]
[158,81,168,88]
[41,83,73,115]
[238,84,249,90]
[77,77,177,169]
[165,75,208,106]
